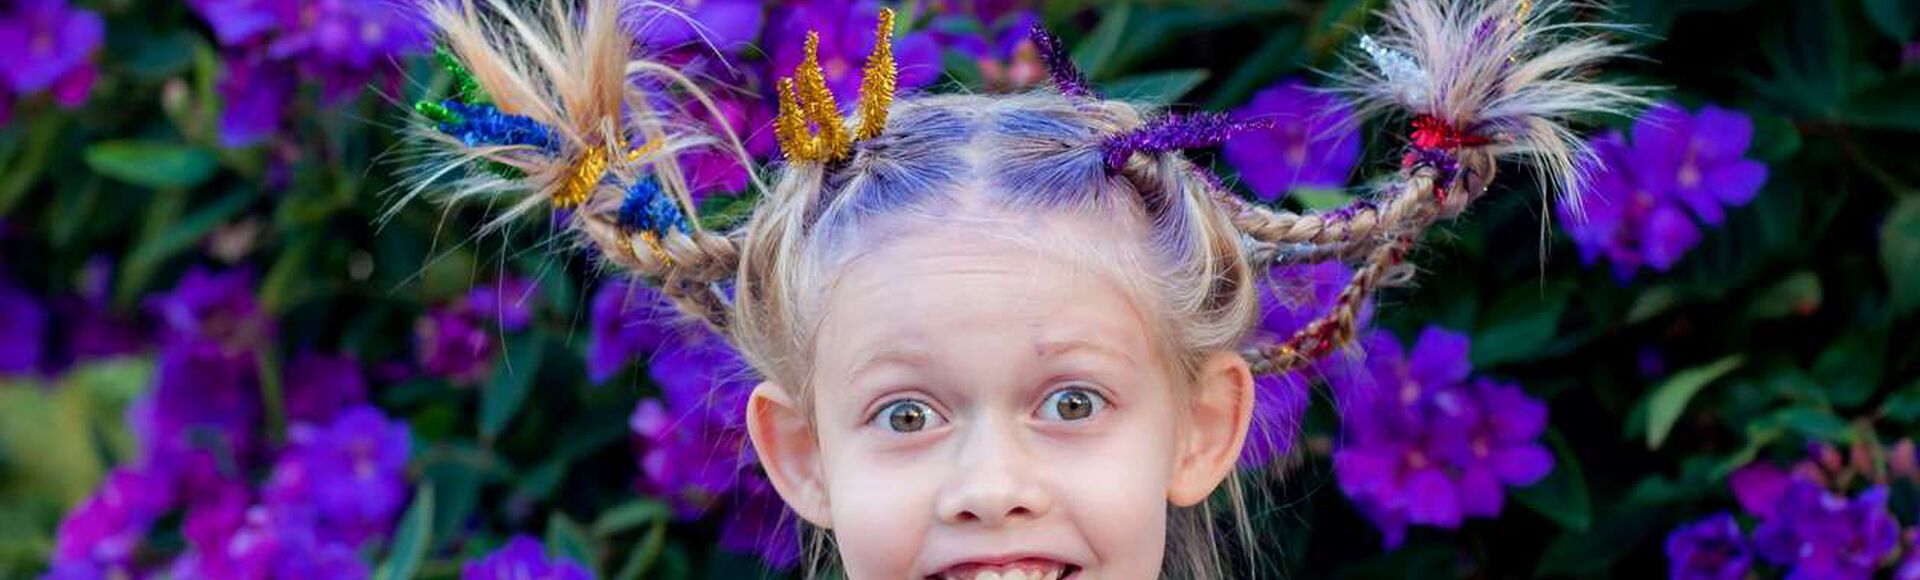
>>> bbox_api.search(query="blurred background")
[1,0,1917,578]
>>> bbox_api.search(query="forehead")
[810,215,1167,382]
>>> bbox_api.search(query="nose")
[934,417,1052,527]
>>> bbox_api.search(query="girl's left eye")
[1038,386,1108,422]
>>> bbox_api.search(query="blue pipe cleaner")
[438,100,561,152]
[617,177,690,235]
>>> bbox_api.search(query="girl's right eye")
[869,399,947,433]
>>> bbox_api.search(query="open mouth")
[930,559,1080,580]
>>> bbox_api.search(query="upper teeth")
[950,568,1064,580]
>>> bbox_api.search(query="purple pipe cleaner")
[1101,111,1273,172]
[1029,23,1096,99]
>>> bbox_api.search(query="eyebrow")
[846,345,935,383]
[1034,337,1140,369]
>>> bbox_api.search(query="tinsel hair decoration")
[774,7,899,163]
[395,0,758,329]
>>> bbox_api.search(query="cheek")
[820,440,938,578]
[1055,413,1176,577]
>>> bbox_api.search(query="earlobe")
[1167,351,1256,507]
[745,381,834,528]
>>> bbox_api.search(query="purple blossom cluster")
[415,275,540,385]
[186,0,429,146]
[1223,79,1363,202]
[596,281,799,568]
[1556,102,1769,281]
[463,535,592,580]
[1329,327,1554,547]
[1671,467,1894,579]
[1667,457,1915,580]
[46,267,413,578]
[0,0,103,125]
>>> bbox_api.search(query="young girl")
[400,0,1644,577]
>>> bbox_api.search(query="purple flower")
[1666,513,1752,580]
[146,267,274,353]
[1751,480,1900,580]
[415,304,493,385]
[629,0,766,53]
[262,405,412,547]
[771,0,942,107]
[51,468,177,570]
[1557,102,1767,281]
[0,280,47,375]
[0,0,104,106]
[630,340,756,517]
[191,0,425,146]
[463,535,592,580]
[128,341,262,477]
[682,83,779,198]
[215,52,297,147]
[188,0,293,46]
[1730,462,1790,520]
[1222,79,1363,202]
[1627,103,1768,226]
[174,504,371,579]
[466,275,539,331]
[1329,326,1553,547]
[929,0,1031,25]
[55,258,146,366]
[587,281,681,384]
[284,351,367,424]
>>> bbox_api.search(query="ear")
[1167,350,1256,507]
[746,381,834,528]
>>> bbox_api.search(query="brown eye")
[1042,387,1106,422]
[873,400,943,433]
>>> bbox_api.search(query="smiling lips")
[932,558,1076,580]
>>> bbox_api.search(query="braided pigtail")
[395,0,760,333]
[1231,0,1646,375]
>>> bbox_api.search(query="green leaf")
[1534,500,1666,576]
[1844,72,1920,131]
[117,187,259,306]
[1812,330,1884,410]
[1512,429,1592,531]
[1645,355,1745,449]
[374,486,434,580]
[480,333,544,441]
[1746,112,1802,163]
[1070,3,1131,80]
[1101,69,1209,106]
[1763,406,1853,443]
[546,513,599,573]
[1471,283,1570,367]
[611,519,669,580]
[1881,379,1920,424]
[1883,197,1920,317]
[83,140,219,190]
[1205,26,1302,110]
[1746,270,1821,319]
[1864,0,1918,42]
[1626,284,1682,325]
[590,499,671,537]
[1288,187,1352,212]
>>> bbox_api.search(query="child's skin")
[746,212,1257,580]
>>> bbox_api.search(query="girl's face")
[746,218,1256,580]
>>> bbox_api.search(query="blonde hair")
[398,0,1646,577]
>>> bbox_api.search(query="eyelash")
[864,384,1113,434]
[1038,384,1110,423]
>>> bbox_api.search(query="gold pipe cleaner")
[774,8,899,163]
